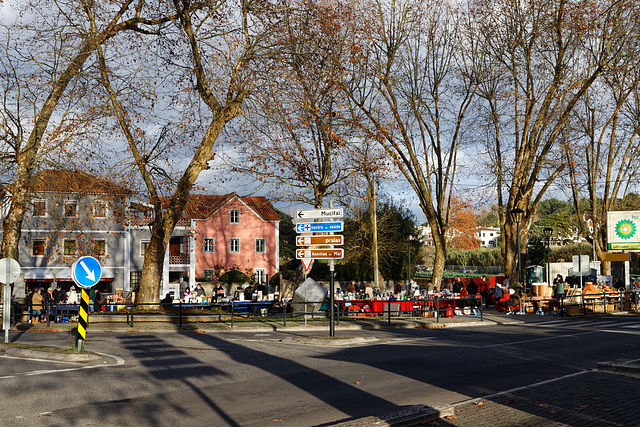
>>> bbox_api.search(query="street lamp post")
[543,227,553,286]
[509,209,525,289]
[405,231,413,294]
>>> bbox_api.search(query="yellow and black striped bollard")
[76,289,90,351]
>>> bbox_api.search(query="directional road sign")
[296,235,343,246]
[295,221,343,233]
[296,208,343,220]
[296,249,344,259]
[72,256,102,288]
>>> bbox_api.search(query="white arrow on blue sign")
[296,221,343,233]
[72,256,102,288]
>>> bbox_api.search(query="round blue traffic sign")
[72,256,102,288]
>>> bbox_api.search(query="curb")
[0,343,105,363]
[332,405,454,426]
[596,361,640,373]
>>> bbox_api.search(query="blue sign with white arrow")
[296,221,343,233]
[72,256,102,288]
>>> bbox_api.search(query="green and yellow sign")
[607,211,640,251]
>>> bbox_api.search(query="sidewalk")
[8,311,567,333]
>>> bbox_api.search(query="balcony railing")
[169,255,190,265]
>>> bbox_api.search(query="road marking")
[621,323,640,329]
[483,331,596,348]
[0,351,124,380]
[535,320,571,325]
[0,355,85,365]
[584,321,619,328]
[450,369,591,408]
[557,320,595,327]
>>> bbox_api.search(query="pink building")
[183,193,281,284]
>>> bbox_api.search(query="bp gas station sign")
[607,211,640,250]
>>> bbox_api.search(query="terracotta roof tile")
[28,170,131,195]
[242,196,280,221]
[178,193,280,222]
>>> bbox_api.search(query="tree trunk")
[1,169,29,259]
[431,227,446,291]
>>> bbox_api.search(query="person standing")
[555,274,565,314]
[244,284,255,301]
[31,287,44,323]
[257,281,268,298]
[466,279,478,296]
[213,282,225,302]
[194,283,207,298]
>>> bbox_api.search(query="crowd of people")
[339,276,511,308]
[162,281,272,304]
[24,284,104,323]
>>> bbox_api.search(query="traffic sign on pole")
[72,256,102,289]
[295,222,343,233]
[296,235,343,246]
[1,258,21,344]
[71,256,102,351]
[296,208,343,220]
[296,249,344,259]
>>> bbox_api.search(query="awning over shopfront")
[55,268,73,282]
[23,267,115,284]
[101,270,115,282]
[24,269,55,282]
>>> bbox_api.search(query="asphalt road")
[1,316,639,426]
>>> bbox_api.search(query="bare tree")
[96,0,278,304]
[0,0,174,260]
[474,0,636,289]
[341,0,482,290]
[565,60,640,275]
[238,0,363,210]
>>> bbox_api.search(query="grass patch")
[0,342,79,354]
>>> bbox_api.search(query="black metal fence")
[2,291,638,329]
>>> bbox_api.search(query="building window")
[230,238,240,253]
[63,239,77,256]
[33,239,46,256]
[229,209,240,224]
[256,269,266,285]
[64,201,77,217]
[203,269,214,281]
[141,241,149,257]
[255,238,266,253]
[33,200,46,217]
[130,271,141,289]
[203,238,215,253]
[93,201,107,218]
[94,239,107,256]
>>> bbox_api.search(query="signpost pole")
[1,258,21,344]
[329,259,335,337]
[4,262,10,343]
[76,289,90,351]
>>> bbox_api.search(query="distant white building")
[475,226,500,247]
[419,224,501,248]
[417,225,432,246]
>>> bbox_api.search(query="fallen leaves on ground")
[574,404,589,410]
[444,415,457,420]
[503,399,515,405]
